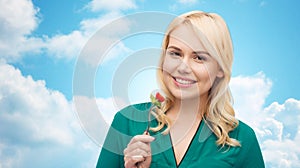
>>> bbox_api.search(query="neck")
[167,95,208,124]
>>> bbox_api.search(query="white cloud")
[178,0,197,4]
[72,96,127,147]
[258,98,300,167]
[230,72,272,126]
[44,11,132,63]
[44,30,86,60]
[0,64,74,145]
[0,63,99,167]
[262,136,300,167]
[44,12,133,62]
[79,12,122,35]
[75,12,133,67]
[87,0,137,12]
[0,1,132,63]
[96,97,127,124]
[0,0,41,61]
[230,72,300,167]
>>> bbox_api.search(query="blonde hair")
[152,11,240,147]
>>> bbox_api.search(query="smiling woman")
[162,25,224,100]
[96,11,265,168]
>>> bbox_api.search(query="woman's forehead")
[168,24,207,52]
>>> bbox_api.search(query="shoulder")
[231,120,260,150]
[231,120,256,140]
[229,120,261,149]
[232,121,265,167]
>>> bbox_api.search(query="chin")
[170,91,200,101]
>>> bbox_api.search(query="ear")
[216,69,224,78]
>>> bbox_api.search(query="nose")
[177,58,192,74]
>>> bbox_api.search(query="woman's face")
[162,24,223,101]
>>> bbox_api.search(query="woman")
[96,11,265,168]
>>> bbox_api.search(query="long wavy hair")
[151,11,240,147]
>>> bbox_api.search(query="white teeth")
[175,78,194,84]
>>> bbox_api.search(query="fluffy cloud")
[230,72,272,126]
[72,96,127,146]
[44,30,86,60]
[96,97,127,124]
[230,73,300,167]
[0,64,73,146]
[258,99,300,167]
[45,11,132,63]
[0,0,42,61]
[0,0,131,63]
[178,0,198,4]
[79,12,123,36]
[0,63,99,167]
[87,0,136,12]
[75,12,133,67]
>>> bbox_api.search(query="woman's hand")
[124,133,155,168]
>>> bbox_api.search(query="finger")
[125,147,150,159]
[124,155,144,168]
[125,141,151,154]
[124,158,137,168]
[124,146,149,158]
[128,135,155,145]
[131,148,151,157]
[132,155,145,162]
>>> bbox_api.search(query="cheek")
[192,64,216,86]
[162,55,181,74]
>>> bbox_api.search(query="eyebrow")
[167,45,211,56]
[193,51,211,57]
[167,46,181,51]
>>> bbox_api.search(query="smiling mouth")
[173,76,197,86]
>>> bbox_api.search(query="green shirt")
[96,103,265,168]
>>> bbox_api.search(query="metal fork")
[145,105,155,135]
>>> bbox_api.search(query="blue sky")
[1,0,300,167]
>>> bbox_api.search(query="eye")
[167,51,181,57]
[194,54,207,61]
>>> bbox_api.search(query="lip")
[172,76,197,88]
